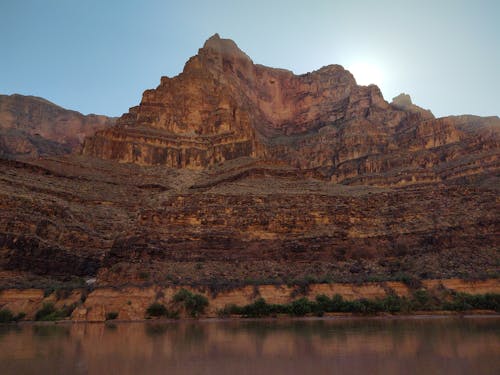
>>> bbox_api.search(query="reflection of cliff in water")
[0,318,499,375]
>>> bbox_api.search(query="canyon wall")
[0,35,498,291]
[0,94,115,159]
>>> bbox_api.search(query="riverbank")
[0,278,498,322]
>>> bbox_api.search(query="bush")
[288,298,314,316]
[472,293,500,312]
[35,303,55,321]
[443,293,500,312]
[315,294,330,312]
[411,289,437,311]
[173,289,209,317]
[223,293,412,318]
[105,312,119,320]
[175,290,500,319]
[0,309,14,323]
[239,298,273,318]
[145,302,179,319]
[380,294,405,313]
[217,304,242,318]
[315,294,349,312]
[34,302,75,321]
[146,302,168,317]
[0,309,26,323]
[15,312,26,321]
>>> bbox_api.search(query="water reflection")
[0,317,499,375]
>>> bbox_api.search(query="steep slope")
[0,35,498,290]
[83,34,499,188]
[0,155,497,288]
[0,94,115,159]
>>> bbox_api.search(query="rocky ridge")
[0,94,115,159]
[83,34,499,188]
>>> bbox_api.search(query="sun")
[347,62,383,86]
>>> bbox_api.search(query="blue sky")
[1,0,498,117]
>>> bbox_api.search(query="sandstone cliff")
[83,34,499,188]
[0,35,498,290]
[0,94,115,159]
[390,93,434,119]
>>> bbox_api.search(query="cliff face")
[83,34,397,170]
[0,35,498,289]
[0,94,115,159]
[83,34,499,186]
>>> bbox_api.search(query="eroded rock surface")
[83,34,499,188]
[0,94,115,159]
[0,35,498,288]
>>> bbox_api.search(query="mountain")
[83,34,499,187]
[0,94,115,159]
[0,35,498,291]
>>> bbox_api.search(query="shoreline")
[1,311,498,326]
[1,278,499,323]
[2,310,499,326]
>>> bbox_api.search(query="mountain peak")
[200,33,253,63]
[392,93,413,107]
[391,92,434,119]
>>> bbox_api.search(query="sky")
[1,0,499,118]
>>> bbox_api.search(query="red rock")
[0,35,498,288]
[83,35,499,191]
[0,94,115,159]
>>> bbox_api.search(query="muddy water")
[0,316,499,375]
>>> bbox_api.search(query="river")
[1,316,499,374]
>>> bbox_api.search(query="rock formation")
[83,34,499,187]
[0,94,115,159]
[390,93,434,119]
[0,35,498,290]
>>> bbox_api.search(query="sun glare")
[348,63,383,86]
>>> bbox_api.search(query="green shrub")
[0,309,14,323]
[35,303,56,321]
[146,302,168,317]
[173,289,209,317]
[442,293,500,312]
[380,294,405,313]
[240,298,273,318]
[105,312,119,320]
[35,303,62,321]
[411,289,437,311]
[315,294,331,312]
[218,304,242,317]
[145,302,179,319]
[14,312,26,322]
[288,298,314,316]
[473,293,500,311]
[0,309,26,323]
[183,290,500,319]
[314,294,355,313]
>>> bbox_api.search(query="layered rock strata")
[0,94,115,159]
[83,34,499,188]
[0,35,498,289]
